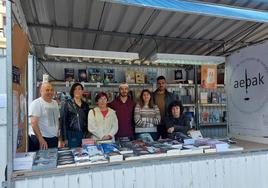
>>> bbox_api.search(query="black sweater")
[164,114,191,135]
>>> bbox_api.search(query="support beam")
[6,0,13,187]
[27,23,224,44]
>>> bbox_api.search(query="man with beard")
[109,83,135,139]
[153,76,177,138]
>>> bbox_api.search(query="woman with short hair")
[165,100,191,139]
[88,92,118,141]
[60,83,89,147]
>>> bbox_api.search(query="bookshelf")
[197,84,227,131]
[199,122,227,127]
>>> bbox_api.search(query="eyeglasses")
[98,98,107,102]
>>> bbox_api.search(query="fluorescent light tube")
[151,53,225,65]
[45,47,139,61]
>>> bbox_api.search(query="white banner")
[226,41,268,143]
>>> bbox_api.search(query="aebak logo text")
[233,68,264,94]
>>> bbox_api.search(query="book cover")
[101,143,120,153]
[34,148,58,162]
[201,65,217,89]
[147,71,157,84]
[14,152,35,171]
[103,69,115,83]
[32,159,57,170]
[64,68,75,82]
[136,133,154,143]
[32,148,58,170]
[211,110,221,123]
[135,71,145,84]
[82,138,95,146]
[211,92,219,103]
[125,70,136,83]
[73,148,89,163]
[201,111,209,123]
[101,143,123,162]
[78,69,87,82]
[220,92,227,104]
[85,145,106,162]
[57,150,75,167]
[88,68,103,82]
[188,130,203,139]
[174,69,186,81]
[200,92,208,104]
[106,152,123,162]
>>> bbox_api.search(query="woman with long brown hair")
[134,89,161,140]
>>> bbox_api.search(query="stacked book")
[84,145,108,164]
[14,152,35,171]
[57,147,75,168]
[100,143,123,162]
[32,148,58,170]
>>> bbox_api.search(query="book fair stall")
[2,0,268,188]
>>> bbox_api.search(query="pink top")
[101,109,109,118]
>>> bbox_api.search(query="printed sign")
[229,58,268,113]
[227,41,268,140]
[201,65,217,89]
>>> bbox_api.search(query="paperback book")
[101,143,123,162]
[147,71,157,84]
[32,148,58,170]
[103,69,115,83]
[211,92,219,103]
[78,69,87,82]
[64,68,75,82]
[57,150,75,168]
[200,92,208,104]
[135,71,145,84]
[88,68,103,82]
[125,70,136,84]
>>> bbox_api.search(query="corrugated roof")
[18,0,268,61]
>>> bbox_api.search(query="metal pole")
[194,65,199,130]
[6,0,14,187]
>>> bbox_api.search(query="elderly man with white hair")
[28,82,60,151]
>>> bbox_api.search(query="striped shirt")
[134,104,161,132]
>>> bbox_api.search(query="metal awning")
[14,0,268,62]
[104,0,268,23]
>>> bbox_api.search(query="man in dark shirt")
[109,83,135,139]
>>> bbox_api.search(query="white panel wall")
[13,152,268,188]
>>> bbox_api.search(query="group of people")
[28,76,192,151]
